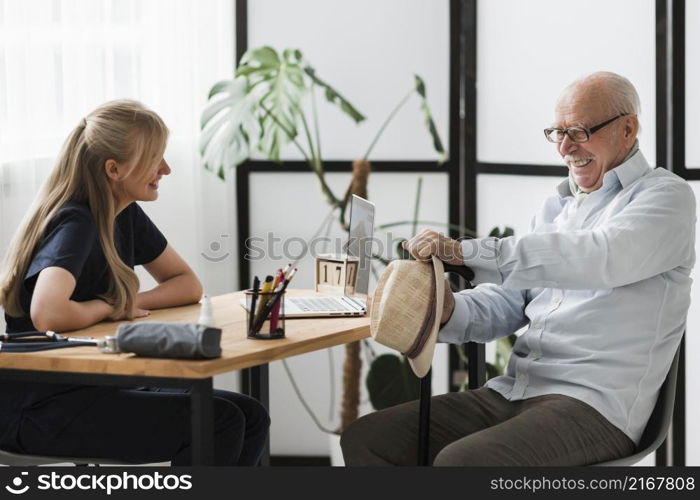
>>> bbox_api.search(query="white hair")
[566,71,641,116]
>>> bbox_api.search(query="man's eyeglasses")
[544,113,629,143]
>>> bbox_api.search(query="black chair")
[595,343,682,466]
[415,342,682,466]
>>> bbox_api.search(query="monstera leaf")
[199,77,261,179]
[200,46,366,179]
[199,46,307,177]
[488,226,515,238]
[241,47,307,163]
[304,66,365,124]
[414,75,447,163]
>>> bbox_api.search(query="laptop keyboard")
[291,297,358,312]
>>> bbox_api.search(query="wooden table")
[0,290,370,465]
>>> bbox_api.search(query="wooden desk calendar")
[315,254,359,295]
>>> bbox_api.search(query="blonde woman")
[0,100,269,465]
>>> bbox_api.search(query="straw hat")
[370,256,445,378]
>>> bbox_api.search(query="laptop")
[243,195,374,318]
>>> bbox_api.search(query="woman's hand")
[138,245,203,310]
[108,303,151,321]
[132,307,151,319]
[402,230,464,266]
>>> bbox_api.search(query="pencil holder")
[245,289,285,340]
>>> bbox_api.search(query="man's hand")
[440,278,455,326]
[402,230,462,326]
[402,230,464,266]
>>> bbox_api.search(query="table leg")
[191,377,215,465]
[248,364,270,466]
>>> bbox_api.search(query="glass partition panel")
[248,0,450,162]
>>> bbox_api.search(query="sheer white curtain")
[0,0,238,331]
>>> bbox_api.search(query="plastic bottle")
[198,294,215,327]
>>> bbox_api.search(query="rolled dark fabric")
[116,322,222,359]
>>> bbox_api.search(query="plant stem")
[412,177,423,237]
[298,104,318,169]
[311,83,323,164]
[260,102,339,206]
[363,87,414,161]
[289,97,340,207]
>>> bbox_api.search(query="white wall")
[246,0,451,455]
[248,0,450,162]
[477,0,657,166]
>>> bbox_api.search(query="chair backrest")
[596,343,681,466]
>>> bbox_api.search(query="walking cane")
[418,369,432,465]
[417,264,474,466]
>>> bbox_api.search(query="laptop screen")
[345,195,375,298]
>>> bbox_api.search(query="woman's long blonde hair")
[0,100,169,320]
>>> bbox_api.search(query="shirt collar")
[556,141,651,199]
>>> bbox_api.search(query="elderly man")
[341,72,696,466]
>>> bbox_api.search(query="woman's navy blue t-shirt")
[0,201,167,450]
[4,201,167,332]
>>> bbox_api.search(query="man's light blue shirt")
[439,150,696,444]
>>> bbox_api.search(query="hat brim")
[407,256,444,378]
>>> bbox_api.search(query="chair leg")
[417,369,432,466]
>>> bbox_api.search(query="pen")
[268,269,285,333]
[256,275,274,319]
[269,268,297,332]
[249,276,260,335]
[255,268,298,333]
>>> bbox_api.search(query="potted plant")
[200,45,448,435]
